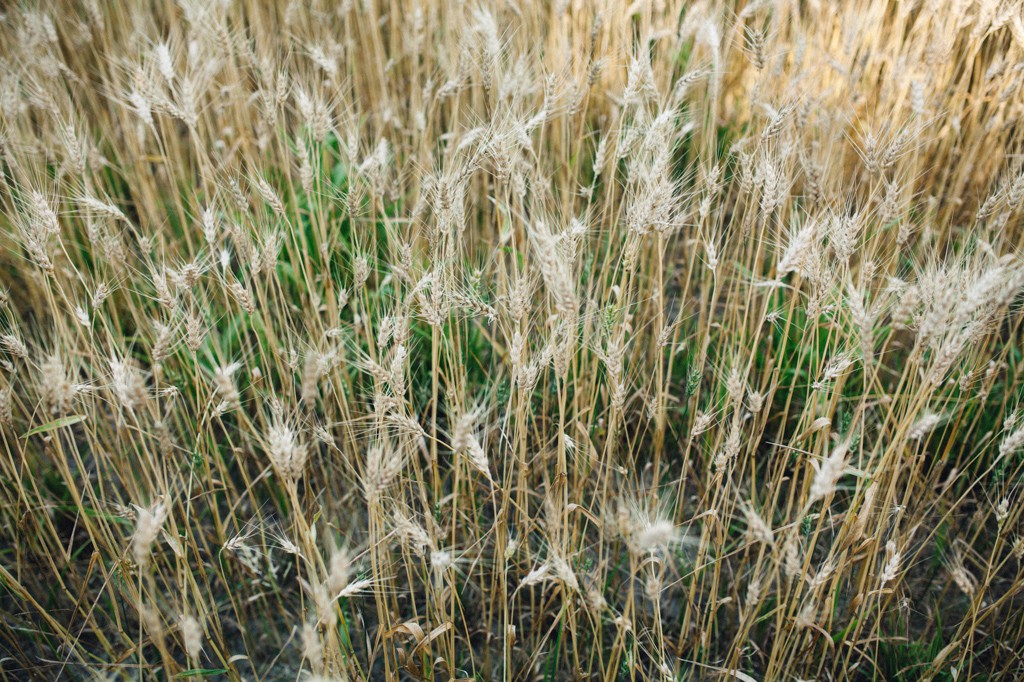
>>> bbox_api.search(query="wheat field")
[1,0,1023,680]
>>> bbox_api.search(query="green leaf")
[175,669,228,678]
[22,415,86,438]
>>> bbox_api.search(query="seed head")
[132,499,168,568]
[264,420,307,485]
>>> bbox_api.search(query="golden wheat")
[1,1,1024,680]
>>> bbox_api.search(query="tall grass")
[1,1,1024,680]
